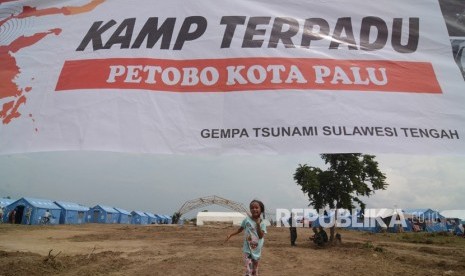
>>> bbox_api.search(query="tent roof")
[22,197,60,209]
[132,211,147,217]
[114,207,131,215]
[0,198,15,207]
[54,201,89,211]
[94,205,118,213]
[144,212,156,218]
[403,208,431,214]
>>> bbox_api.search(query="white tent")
[196,212,246,226]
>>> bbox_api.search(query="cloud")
[0,152,464,218]
[363,154,465,210]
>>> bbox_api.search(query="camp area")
[1,223,465,276]
[1,0,465,274]
[0,197,172,227]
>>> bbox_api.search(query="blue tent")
[404,209,446,232]
[456,226,464,236]
[162,215,172,224]
[89,205,119,224]
[440,210,465,235]
[3,197,61,225]
[114,207,132,224]
[154,214,164,224]
[54,201,89,224]
[144,212,157,224]
[425,223,448,232]
[131,211,148,224]
[0,198,15,223]
[362,209,411,233]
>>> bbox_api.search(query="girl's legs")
[244,253,253,276]
[243,253,260,276]
[252,259,259,275]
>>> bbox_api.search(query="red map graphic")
[0,0,104,125]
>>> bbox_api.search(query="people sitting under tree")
[310,226,328,247]
[319,226,328,243]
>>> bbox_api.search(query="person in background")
[310,227,322,246]
[44,209,51,224]
[9,209,16,224]
[319,226,328,244]
[0,207,4,223]
[288,212,297,246]
[311,226,329,247]
[25,207,32,225]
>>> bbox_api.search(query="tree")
[172,212,181,224]
[294,153,388,242]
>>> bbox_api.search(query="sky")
[0,152,464,219]
[0,0,464,220]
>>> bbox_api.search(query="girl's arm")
[225,227,243,242]
[254,218,265,239]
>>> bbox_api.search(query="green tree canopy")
[294,154,388,241]
[294,154,388,211]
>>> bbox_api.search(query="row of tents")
[287,208,464,235]
[0,197,172,225]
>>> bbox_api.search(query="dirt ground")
[0,223,464,276]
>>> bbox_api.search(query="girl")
[225,199,267,276]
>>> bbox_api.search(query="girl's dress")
[241,216,267,275]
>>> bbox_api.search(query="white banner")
[0,0,464,154]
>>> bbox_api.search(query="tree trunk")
[330,209,338,243]
[330,224,336,242]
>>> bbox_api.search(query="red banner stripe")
[55,58,442,94]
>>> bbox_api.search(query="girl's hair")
[250,199,265,219]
